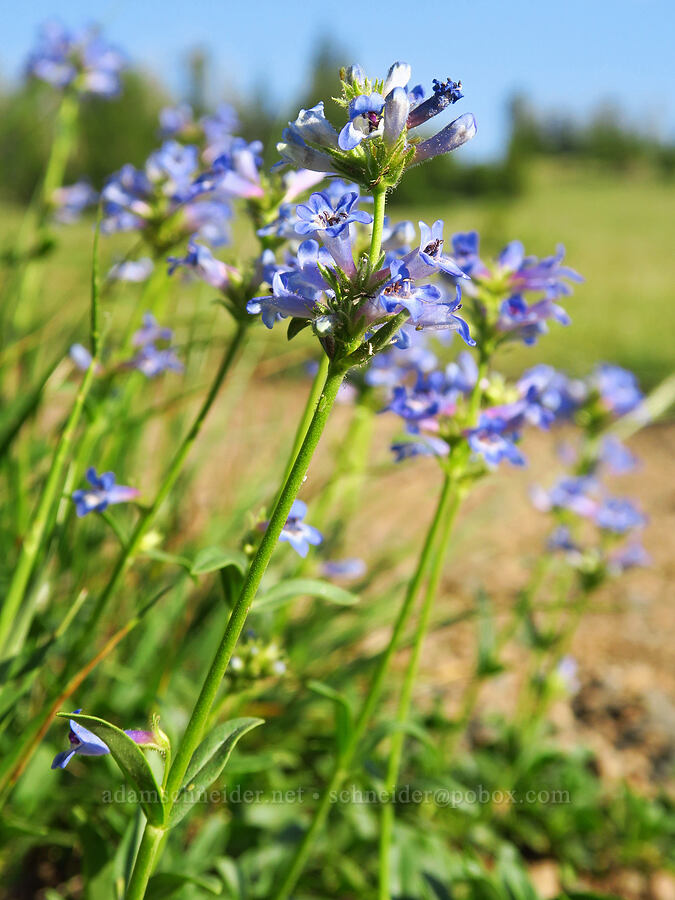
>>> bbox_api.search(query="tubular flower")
[277,61,476,189]
[71,468,139,517]
[295,190,372,275]
[277,500,323,558]
[51,711,157,769]
[168,239,237,291]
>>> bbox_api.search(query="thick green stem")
[125,825,165,900]
[368,187,387,272]
[379,486,462,899]
[124,362,346,899]
[280,354,329,488]
[273,473,455,900]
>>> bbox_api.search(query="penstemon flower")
[51,181,98,224]
[277,61,476,191]
[277,500,323,558]
[51,711,159,769]
[444,231,583,349]
[101,142,233,251]
[26,21,126,97]
[247,191,475,357]
[71,468,139,517]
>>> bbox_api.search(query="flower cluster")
[101,141,233,250]
[277,61,477,190]
[228,633,287,685]
[27,22,125,97]
[247,189,475,357]
[449,232,583,345]
[126,313,183,378]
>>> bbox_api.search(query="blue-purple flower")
[72,468,139,517]
[531,476,599,518]
[52,181,98,224]
[321,558,367,580]
[195,138,265,199]
[278,62,476,177]
[594,498,646,534]
[132,313,173,347]
[465,415,526,468]
[101,144,232,246]
[168,239,237,291]
[379,268,475,342]
[247,239,334,328]
[517,365,586,422]
[69,343,94,371]
[339,93,386,151]
[295,190,372,275]
[401,221,469,281]
[26,22,125,97]
[391,434,450,462]
[407,77,463,130]
[51,710,156,769]
[128,344,184,378]
[278,500,323,557]
[592,364,644,417]
[497,294,570,344]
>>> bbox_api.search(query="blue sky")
[2,0,672,159]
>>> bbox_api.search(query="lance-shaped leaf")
[191,547,248,577]
[146,871,222,899]
[254,578,358,613]
[308,680,353,756]
[169,717,263,828]
[56,712,165,825]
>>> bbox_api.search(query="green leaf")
[145,872,222,899]
[169,717,263,828]
[360,718,436,758]
[254,578,358,613]
[56,713,165,825]
[140,548,193,571]
[191,547,248,577]
[287,317,310,341]
[308,680,353,755]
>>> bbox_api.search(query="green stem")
[40,93,79,221]
[280,354,329,488]
[379,486,462,899]
[84,322,249,638]
[0,372,95,658]
[125,825,164,900]
[368,187,387,272]
[272,473,456,900]
[124,362,346,900]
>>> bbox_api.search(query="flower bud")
[412,113,477,165]
[383,87,410,146]
[382,61,412,96]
